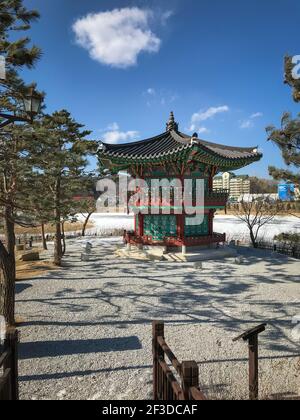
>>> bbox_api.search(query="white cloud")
[240,120,253,129]
[147,88,156,95]
[102,124,139,144]
[73,8,162,68]
[197,127,210,134]
[161,10,174,24]
[188,124,210,135]
[106,122,119,131]
[191,106,229,123]
[187,105,228,135]
[250,112,263,119]
[240,112,263,129]
[144,88,178,107]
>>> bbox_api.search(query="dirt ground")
[16,248,57,282]
[13,222,94,237]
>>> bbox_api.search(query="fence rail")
[0,329,19,401]
[257,241,300,259]
[152,321,206,401]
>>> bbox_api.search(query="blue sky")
[22,0,300,177]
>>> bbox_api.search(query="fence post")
[233,323,266,401]
[4,329,19,401]
[181,361,199,400]
[152,321,164,400]
[248,334,259,401]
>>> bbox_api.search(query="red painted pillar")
[209,210,214,235]
[208,174,213,192]
[177,175,185,244]
[177,214,185,243]
[138,214,144,237]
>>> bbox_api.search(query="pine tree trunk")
[82,213,92,237]
[53,177,63,266]
[61,222,66,256]
[0,248,15,326]
[54,222,62,266]
[0,205,16,326]
[41,223,47,250]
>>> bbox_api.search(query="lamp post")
[0,87,42,128]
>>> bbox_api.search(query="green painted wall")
[144,215,177,241]
[185,215,209,237]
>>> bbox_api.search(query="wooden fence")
[0,329,19,401]
[152,321,206,401]
[257,241,300,260]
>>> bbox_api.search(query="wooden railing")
[152,321,206,401]
[0,329,19,401]
[125,232,226,248]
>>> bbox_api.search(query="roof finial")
[166,111,178,132]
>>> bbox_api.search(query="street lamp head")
[22,87,42,119]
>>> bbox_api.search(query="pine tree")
[31,110,95,266]
[284,56,300,103]
[0,0,41,325]
[266,56,300,186]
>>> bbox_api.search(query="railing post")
[181,361,199,400]
[233,323,266,401]
[4,329,19,401]
[248,334,258,401]
[152,321,164,400]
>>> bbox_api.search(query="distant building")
[278,183,295,201]
[213,172,251,199]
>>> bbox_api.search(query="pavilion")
[98,112,262,252]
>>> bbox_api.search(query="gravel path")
[17,238,300,400]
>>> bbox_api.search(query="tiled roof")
[99,129,261,162]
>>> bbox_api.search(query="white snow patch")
[79,213,300,242]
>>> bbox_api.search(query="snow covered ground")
[78,213,300,243]
[214,215,300,242]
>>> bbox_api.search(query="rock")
[235,256,243,265]
[194,262,203,270]
[16,244,26,251]
[82,242,93,254]
[21,252,40,262]
[57,389,66,399]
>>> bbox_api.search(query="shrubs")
[274,232,300,245]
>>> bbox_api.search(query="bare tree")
[234,196,280,248]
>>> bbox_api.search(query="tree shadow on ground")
[19,336,142,360]
[15,283,32,294]
[17,245,300,357]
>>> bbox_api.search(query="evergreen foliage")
[266,56,300,186]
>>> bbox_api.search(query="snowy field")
[79,213,300,243]
[17,238,300,400]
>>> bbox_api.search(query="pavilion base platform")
[116,242,237,263]
[164,246,238,262]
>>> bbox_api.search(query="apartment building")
[213,172,251,199]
